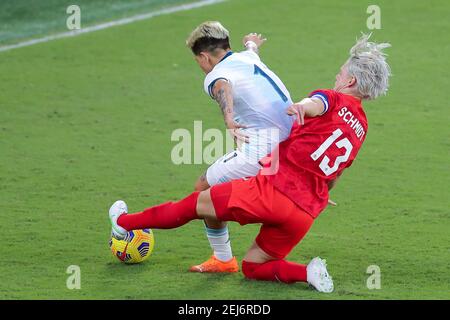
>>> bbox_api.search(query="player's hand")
[286,103,306,125]
[328,199,337,206]
[226,120,249,144]
[243,33,266,48]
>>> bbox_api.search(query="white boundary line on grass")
[0,0,226,53]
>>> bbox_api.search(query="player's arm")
[242,33,266,55]
[286,97,326,125]
[211,79,249,143]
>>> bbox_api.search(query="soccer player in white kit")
[186,22,294,272]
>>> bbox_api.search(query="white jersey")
[204,50,294,161]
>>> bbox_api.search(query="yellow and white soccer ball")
[109,229,155,264]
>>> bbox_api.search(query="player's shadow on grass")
[187,270,313,298]
[104,261,152,274]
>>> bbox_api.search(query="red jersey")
[264,89,368,218]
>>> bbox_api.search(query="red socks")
[117,192,200,230]
[242,259,307,284]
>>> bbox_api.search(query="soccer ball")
[109,229,155,264]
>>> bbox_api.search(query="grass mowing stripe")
[0,0,226,53]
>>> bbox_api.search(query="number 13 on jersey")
[310,129,353,176]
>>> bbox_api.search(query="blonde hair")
[186,21,230,55]
[347,33,392,100]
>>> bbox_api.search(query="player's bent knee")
[196,189,217,220]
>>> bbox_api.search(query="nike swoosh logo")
[119,241,129,262]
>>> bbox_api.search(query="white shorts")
[206,149,262,186]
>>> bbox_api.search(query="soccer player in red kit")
[108,34,391,292]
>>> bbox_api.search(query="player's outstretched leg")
[109,191,201,238]
[108,187,238,272]
[108,188,225,236]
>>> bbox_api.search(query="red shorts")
[210,174,314,259]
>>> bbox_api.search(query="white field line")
[0,0,225,53]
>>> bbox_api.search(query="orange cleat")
[189,256,239,273]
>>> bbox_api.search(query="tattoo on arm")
[214,86,233,121]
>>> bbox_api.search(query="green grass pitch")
[0,0,449,299]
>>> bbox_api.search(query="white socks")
[205,225,233,262]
